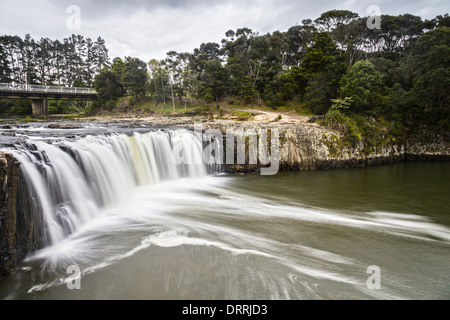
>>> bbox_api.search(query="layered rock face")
[202,121,450,173]
[0,152,45,281]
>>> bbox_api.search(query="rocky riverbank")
[196,119,450,173]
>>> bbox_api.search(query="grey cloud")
[0,0,447,62]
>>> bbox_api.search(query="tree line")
[0,34,109,87]
[96,11,448,123]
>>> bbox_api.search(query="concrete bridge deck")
[0,83,97,116]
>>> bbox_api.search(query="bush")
[304,72,335,114]
[339,60,383,113]
[105,100,117,110]
[10,100,32,116]
[48,100,77,114]
[320,99,362,148]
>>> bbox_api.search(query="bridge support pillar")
[31,98,49,117]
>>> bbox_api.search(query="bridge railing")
[0,83,96,95]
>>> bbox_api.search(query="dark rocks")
[0,152,45,281]
[47,123,82,129]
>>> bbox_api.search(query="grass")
[16,116,36,122]
[272,102,316,116]
[230,110,253,120]
[226,100,317,117]
[295,108,316,117]
[124,97,206,116]
[85,95,320,121]
[61,115,84,120]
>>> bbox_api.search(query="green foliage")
[330,97,352,111]
[339,60,383,113]
[0,34,109,86]
[10,100,32,116]
[238,76,258,104]
[48,100,78,115]
[0,99,33,116]
[314,9,359,32]
[197,59,229,104]
[16,116,34,122]
[322,102,359,144]
[410,27,450,113]
[231,110,253,120]
[94,69,124,105]
[111,57,125,75]
[122,57,148,98]
[300,33,348,114]
[304,73,333,114]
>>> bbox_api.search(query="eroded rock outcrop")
[202,120,449,173]
[0,152,45,280]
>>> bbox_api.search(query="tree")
[148,58,160,97]
[302,33,348,114]
[198,59,229,104]
[409,27,450,113]
[285,22,317,66]
[122,57,148,98]
[379,14,425,59]
[165,51,192,106]
[222,28,268,102]
[35,37,53,85]
[339,60,383,113]
[20,34,38,84]
[314,10,359,33]
[111,57,125,78]
[147,60,170,104]
[334,17,366,65]
[94,69,123,105]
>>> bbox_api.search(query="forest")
[0,10,449,141]
[0,34,108,114]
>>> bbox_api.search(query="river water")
[0,123,449,300]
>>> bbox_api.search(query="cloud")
[0,0,448,62]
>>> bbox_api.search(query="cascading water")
[10,129,207,246]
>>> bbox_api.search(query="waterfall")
[10,129,207,246]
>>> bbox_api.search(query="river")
[0,123,449,300]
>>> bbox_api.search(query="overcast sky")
[0,0,448,61]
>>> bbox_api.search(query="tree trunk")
[170,83,175,112]
[161,78,166,104]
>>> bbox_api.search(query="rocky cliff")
[0,152,45,281]
[201,120,449,173]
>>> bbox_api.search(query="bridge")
[0,83,97,116]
